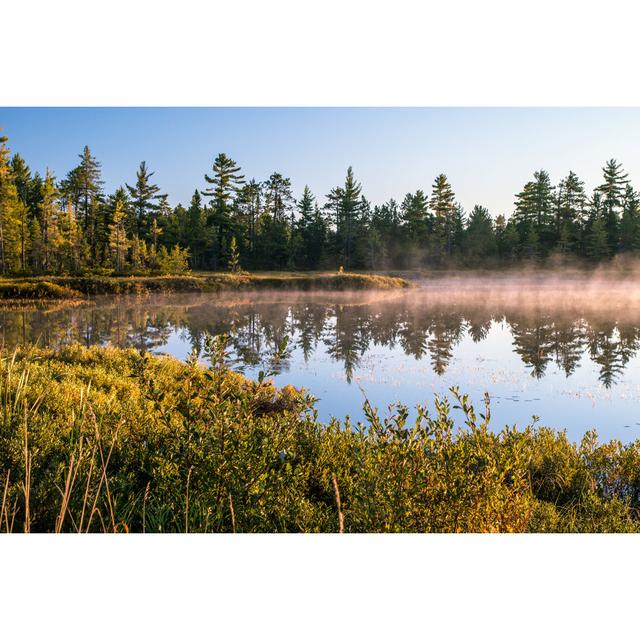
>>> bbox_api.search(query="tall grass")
[0,344,639,533]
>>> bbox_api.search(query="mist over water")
[2,272,640,441]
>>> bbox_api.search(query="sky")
[2,107,640,217]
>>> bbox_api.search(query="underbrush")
[0,344,638,533]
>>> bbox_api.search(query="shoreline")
[0,271,412,300]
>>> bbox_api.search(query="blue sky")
[2,107,640,216]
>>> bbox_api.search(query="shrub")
[2,345,636,533]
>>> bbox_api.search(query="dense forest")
[0,131,638,275]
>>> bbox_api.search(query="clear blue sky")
[2,107,640,217]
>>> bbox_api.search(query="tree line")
[0,131,638,275]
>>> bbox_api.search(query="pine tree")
[400,190,431,243]
[620,184,640,252]
[28,217,44,273]
[451,203,466,254]
[77,146,103,227]
[60,200,83,274]
[11,154,34,271]
[39,170,64,273]
[369,199,402,266]
[597,159,628,252]
[312,204,327,268]
[429,174,456,261]
[61,146,103,261]
[513,181,536,234]
[162,202,187,248]
[255,211,289,269]
[501,220,520,261]
[238,180,262,254]
[581,191,603,258]
[531,170,555,233]
[295,185,314,264]
[202,153,245,210]
[0,135,23,274]
[126,161,164,238]
[184,190,208,269]
[263,173,295,265]
[513,170,555,252]
[156,194,172,223]
[463,205,496,262]
[328,167,363,269]
[264,173,294,221]
[555,171,585,255]
[351,195,372,268]
[202,153,245,268]
[324,185,343,254]
[11,154,32,205]
[296,186,325,268]
[108,198,129,273]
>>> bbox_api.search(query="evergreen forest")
[1,132,637,275]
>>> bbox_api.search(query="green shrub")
[1,345,637,533]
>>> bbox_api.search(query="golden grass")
[0,344,639,533]
[0,271,411,300]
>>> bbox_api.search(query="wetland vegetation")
[0,272,409,300]
[2,343,640,533]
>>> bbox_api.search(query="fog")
[407,267,640,317]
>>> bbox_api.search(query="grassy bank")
[1,344,639,533]
[0,272,411,300]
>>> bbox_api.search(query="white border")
[0,533,636,638]
[2,0,640,106]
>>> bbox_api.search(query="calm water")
[3,276,640,442]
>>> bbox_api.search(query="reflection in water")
[1,287,640,389]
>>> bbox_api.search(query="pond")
[2,274,640,442]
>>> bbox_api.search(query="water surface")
[2,276,640,442]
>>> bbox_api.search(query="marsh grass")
[0,281,79,300]
[0,272,411,301]
[1,343,639,533]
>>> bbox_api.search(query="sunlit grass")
[0,272,411,300]
[0,343,638,533]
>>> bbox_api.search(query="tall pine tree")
[597,159,628,252]
[126,161,164,238]
[202,153,245,268]
[429,174,456,261]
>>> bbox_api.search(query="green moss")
[1,345,638,533]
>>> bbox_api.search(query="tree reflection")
[1,291,639,388]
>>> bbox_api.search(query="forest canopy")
[0,131,638,275]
